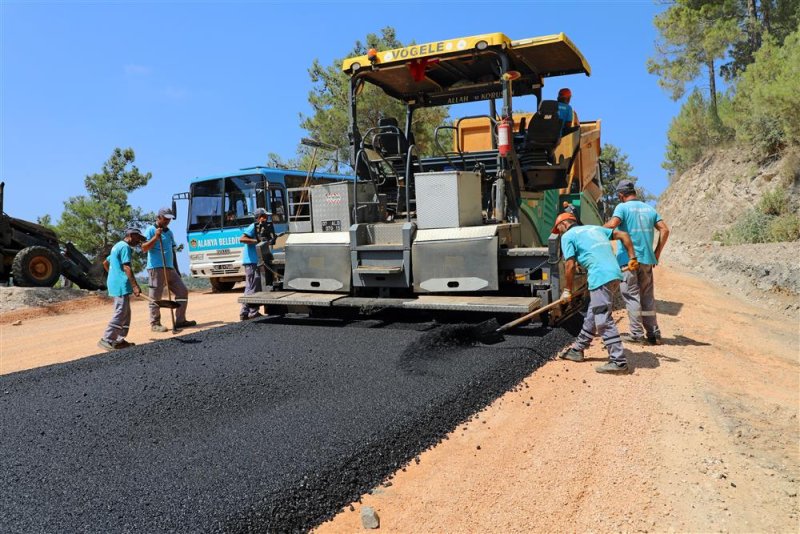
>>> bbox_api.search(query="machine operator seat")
[523,100,563,158]
[375,117,409,158]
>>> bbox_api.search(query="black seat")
[524,100,563,152]
[375,117,409,157]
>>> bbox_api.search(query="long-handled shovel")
[139,293,180,309]
[474,264,634,345]
[158,233,178,334]
[474,289,588,345]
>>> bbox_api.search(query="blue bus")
[173,166,353,292]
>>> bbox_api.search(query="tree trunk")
[761,0,772,34]
[707,59,719,123]
[747,0,761,49]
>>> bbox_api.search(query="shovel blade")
[474,318,504,345]
[155,299,180,309]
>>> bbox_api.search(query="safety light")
[476,40,488,50]
[367,48,379,63]
[502,70,521,81]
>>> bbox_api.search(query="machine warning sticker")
[321,220,342,232]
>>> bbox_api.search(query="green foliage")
[648,0,741,118]
[767,213,800,241]
[732,28,800,154]
[299,27,449,171]
[36,214,55,229]
[598,144,655,219]
[54,148,153,272]
[758,186,789,216]
[663,90,735,175]
[717,184,800,244]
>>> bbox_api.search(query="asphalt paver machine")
[241,32,605,324]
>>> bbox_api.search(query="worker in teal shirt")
[98,227,144,351]
[605,179,671,345]
[556,88,575,135]
[238,208,275,320]
[141,207,194,332]
[555,212,639,374]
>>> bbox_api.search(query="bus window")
[224,174,266,228]
[188,179,223,232]
[269,186,286,223]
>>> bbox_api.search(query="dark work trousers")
[147,268,188,324]
[620,264,661,339]
[102,295,131,343]
[240,264,262,317]
[571,280,626,365]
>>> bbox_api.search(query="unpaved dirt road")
[1,267,798,532]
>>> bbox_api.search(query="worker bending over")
[555,212,639,375]
[604,180,670,345]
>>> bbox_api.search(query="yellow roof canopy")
[342,32,590,107]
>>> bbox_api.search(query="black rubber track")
[0,318,572,533]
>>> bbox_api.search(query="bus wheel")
[210,277,235,292]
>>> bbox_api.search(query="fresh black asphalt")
[0,316,573,532]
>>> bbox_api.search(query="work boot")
[174,319,197,328]
[247,312,263,320]
[646,335,663,346]
[620,333,647,345]
[151,323,168,333]
[113,339,135,349]
[596,361,631,374]
[559,347,585,362]
[97,339,116,352]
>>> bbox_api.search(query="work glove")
[627,257,640,272]
[560,289,572,302]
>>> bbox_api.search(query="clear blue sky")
[2,0,676,253]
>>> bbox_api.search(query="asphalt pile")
[0,318,573,532]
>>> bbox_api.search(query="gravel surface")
[0,317,572,533]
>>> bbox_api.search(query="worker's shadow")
[660,335,710,347]
[628,350,681,370]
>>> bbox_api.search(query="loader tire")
[12,246,62,287]
[210,277,235,293]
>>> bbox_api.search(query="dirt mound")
[0,286,104,314]
[658,148,799,243]
[658,148,799,315]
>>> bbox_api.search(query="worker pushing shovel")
[141,207,195,333]
[554,212,639,374]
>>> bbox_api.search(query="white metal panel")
[286,232,351,245]
[415,171,483,229]
[414,225,499,242]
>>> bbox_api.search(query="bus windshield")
[188,179,223,232]
[188,174,266,232]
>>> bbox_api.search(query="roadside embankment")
[658,147,799,316]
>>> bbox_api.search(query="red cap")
[558,88,572,99]
[551,212,577,234]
